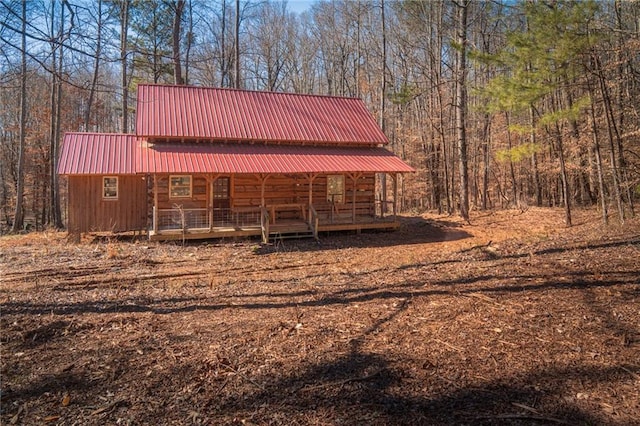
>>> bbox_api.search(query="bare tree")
[172,0,185,85]
[11,0,26,232]
[119,0,129,133]
[454,0,469,221]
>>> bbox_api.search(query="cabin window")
[170,175,192,198]
[326,175,344,204]
[102,176,118,200]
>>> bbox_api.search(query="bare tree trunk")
[481,114,490,210]
[455,0,469,221]
[12,0,27,233]
[379,0,387,213]
[554,123,572,227]
[220,0,227,86]
[595,55,625,222]
[588,92,608,225]
[51,0,69,229]
[184,0,193,85]
[613,0,634,218]
[84,0,102,130]
[172,0,185,85]
[120,0,129,133]
[48,0,58,226]
[529,106,542,206]
[505,112,518,206]
[234,0,240,88]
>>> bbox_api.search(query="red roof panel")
[137,143,414,174]
[58,133,139,175]
[136,84,389,145]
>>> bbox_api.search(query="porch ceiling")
[137,142,415,174]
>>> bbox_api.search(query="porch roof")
[138,142,415,174]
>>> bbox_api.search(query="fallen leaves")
[1,208,639,425]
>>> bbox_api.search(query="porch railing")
[153,207,261,232]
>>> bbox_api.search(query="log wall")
[154,175,209,210]
[150,173,376,221]
[232,173,376,220]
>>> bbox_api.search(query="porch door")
[212,177,230,224]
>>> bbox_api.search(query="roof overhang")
[138,142,415,174]
[58,133,139,175]
[59,133,415,176]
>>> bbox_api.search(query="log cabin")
[58,84,414,242]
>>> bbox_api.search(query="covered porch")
[148,172,403,242]
[139,141,413,242]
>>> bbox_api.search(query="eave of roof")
[137,142,415,174]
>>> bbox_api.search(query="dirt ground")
[1,207,639,425]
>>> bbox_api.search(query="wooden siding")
[153,175,208,210]
[67,176,147,233]
[149,173,376,220]
[232,173,376,221]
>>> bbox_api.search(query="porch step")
[268,230,316,242]
[267,221,316,242]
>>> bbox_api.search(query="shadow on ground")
[255,216,472,254]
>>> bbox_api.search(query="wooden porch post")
[259,174,271,207]
[153,175,159,233]
[306,173,317,206]
[392,173,398,219]
[207,174,220,231]
[349,173,362,224]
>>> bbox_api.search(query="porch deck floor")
[149,217,399,241]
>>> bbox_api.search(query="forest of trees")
[1,0,638,233]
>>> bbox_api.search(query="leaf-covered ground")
[1,208,639,425]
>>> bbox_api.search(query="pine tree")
[477,0,599,226]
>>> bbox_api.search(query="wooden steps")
[268,220,316,242]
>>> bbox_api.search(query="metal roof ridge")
[136,83,367,101]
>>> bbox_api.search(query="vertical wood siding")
[67,176,147,233]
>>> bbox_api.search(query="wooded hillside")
[1,0,638,232]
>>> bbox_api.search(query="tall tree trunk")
[51,0,68,229]
[184,0,193,85]
[220,0,227,86]
[455,0,469,221]
[172,0,185,85]
[554,122,572,226]
[84,0,102,130]
[234,0,240,88]
[481,114,490,210]
[595,55,625,222]
[12,0,27,233]
[505,112,518,206]
[379,0,387,213]
[48,0,58,226]
[588,89,608,225]
[120,0,129,133]
[529,107,542,206]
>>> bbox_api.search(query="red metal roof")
[137,142,414,174]
[136,84,389,145]
[58,133,139,175]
